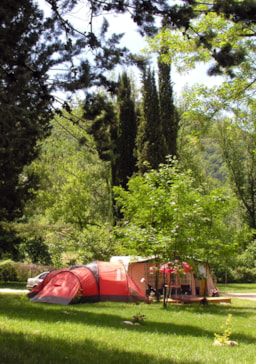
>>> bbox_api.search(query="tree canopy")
[1,0,256,273]
[2,0,255,224]
[0,0,54,221]
[114,158,243,263]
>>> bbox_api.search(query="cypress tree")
[158,55,179,158]
[116,72,137,188]
[136,68,166,173]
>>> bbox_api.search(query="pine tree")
[158,55,178,158]
[136,68,165,172]
[115,72,137,188]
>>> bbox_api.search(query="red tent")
[28,261,148,305]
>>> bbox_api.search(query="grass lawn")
[0,293,256,364]
[217,283,256,293]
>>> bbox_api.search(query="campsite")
[26,257,226,306]
[1,1,256,363]
[2,258,255,363]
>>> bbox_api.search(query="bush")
[212,262,256,284]
[0,261,53,283]
[18,237,52,265]
[0,263,18,282]
[231,267,256,283]
[15,262,53,282]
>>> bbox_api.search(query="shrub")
[0,261,53,282]
[18,237,52,265]
[232,267,256,283]
[0,263,18,282]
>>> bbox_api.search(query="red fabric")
[34,271,80,299]
[28,261,148,305]
[72,267,99,297]
[98,261,129,296]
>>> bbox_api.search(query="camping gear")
[27,261,148,305]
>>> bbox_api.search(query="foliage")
[114,157,242,262]
[84,93,118,164]
[18,237,52,265]
[0,0,130,226]
[15,106,114,266]
[26,106,113,228]
[3,0,255,265]
[158,50,179,158]
[64,225,117,264]
[0,263,18,282]
[132,312,147,324]
[148,1,256,78]
[0,261,51,283]
[170,42,256,232]
[230,240,256,283]
[136,68,165,172]
[115,72,137,188]
[43,232,65,268]
[2,0,255,217]
[0,222,22,260]
[215,120,256,229]
[214,314,233,344]
[0,0,55,223]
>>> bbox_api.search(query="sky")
[102,11,223,98]
[38,0,223,101]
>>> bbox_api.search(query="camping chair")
[168,274,181,298]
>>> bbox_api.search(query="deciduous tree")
[114,158,242,262]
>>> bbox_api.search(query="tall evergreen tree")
[0,0,130,224]
[115,72,137,188]
[84,92,118,185]
[136,68,165,172]
[0,0,56,223]
[158,56,178,158]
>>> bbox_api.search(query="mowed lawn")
[0,293,256,364]
[218,283,256,293]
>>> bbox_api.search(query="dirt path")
[0,288,29,293]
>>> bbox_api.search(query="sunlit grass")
[0,293,256,363]
[218,283,256,293]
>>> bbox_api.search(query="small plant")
[214,314,232,344]
[132,312,147,324]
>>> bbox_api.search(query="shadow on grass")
[0,294,255,346]
[0,328,201,364]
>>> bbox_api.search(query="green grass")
[0,281,26,289]
[0,293,256,364]
[218,283,256,293]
